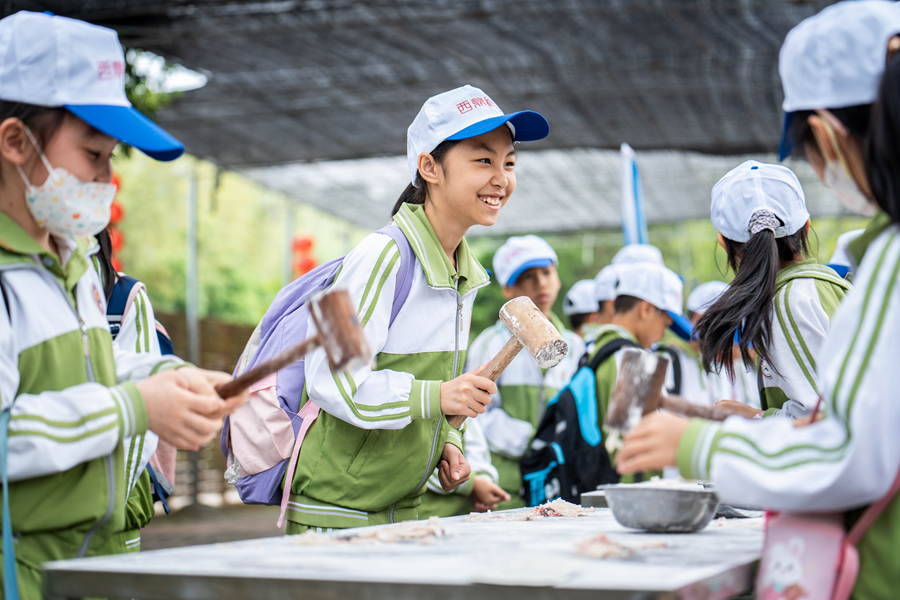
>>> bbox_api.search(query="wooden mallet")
[214,289,371,399]
[607,349,731,431]
[448,296,568,428]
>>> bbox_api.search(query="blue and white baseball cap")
[406,85,549,186]
[563,280,600,316]
[611,243,665,267]
[493,234,558,288]
[0,12,184,161]
[615,262,692,340]
[711,161,809,243]
[594,265,620,302]
[777,0,900,160]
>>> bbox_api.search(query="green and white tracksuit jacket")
[0,216,180,599]
[286,203,489,530]
[420,418,499,518]
[676,226,900,600]
[107,277,164,554]
[471,315,584,509]
[657,331,709,405]
[758,260,850,418]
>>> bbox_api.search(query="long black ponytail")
[391,139,460,217]
[867,41,900,223]
[695,221,809,381]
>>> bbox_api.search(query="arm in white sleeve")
[304,233,441,430]
[680,236,900,511]
[0,311,147,482]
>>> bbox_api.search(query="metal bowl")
[603,485,720,533]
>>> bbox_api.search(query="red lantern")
[111,257,123,272]
[293,236,314,252]
[108,227,124,252]
[111,172,121,192]
[109,202,123,225]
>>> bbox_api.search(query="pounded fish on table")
[462,499,594,522]
[294,516,445,545]
[575,534,667,559]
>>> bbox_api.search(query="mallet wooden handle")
[447,336,523,429]
[660,395,731,421]
[215,335,321,399]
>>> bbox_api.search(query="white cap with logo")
[711,160,809,244]
[777,0,900,159]
[686,281,729,315]
[493,235,558,288]
[563,280,600,316]
[594,265,620,302]
[0,11,184,161]
[406,85,549,186]
[615,262,692,340]
[611,244,665,267]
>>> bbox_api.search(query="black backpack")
[520,338,639,506]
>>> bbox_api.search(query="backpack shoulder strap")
[107,275,140,317]
[587,337,639,372]
[659,346,682,396]
[376,223,416,327]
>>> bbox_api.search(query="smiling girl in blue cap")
[280,85,549,532]
[0,12,246,599]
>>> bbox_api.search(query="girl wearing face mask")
[275,86,548,533]
[0,13,247,599]
[618,3,900,598]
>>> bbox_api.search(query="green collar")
[591,323,638,348]
[775,258,851,292]
[848,210,892,267]
[0,211,97,297]
[393,203,489,295]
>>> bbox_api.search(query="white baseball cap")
[0,12,184,161]
[711,160,809,243]
[493,234,558,287]
[686,281,729,315]
[563,280,600,316]
[406,85,549,186]
[615,262,692,340]
[777,0,900,160]
[827,229,865,277]
[594,265,620,302]
[611,243,665,267]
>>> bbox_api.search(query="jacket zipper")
[32,263,114,556]
[389,279,486,522]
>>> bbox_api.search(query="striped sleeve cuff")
[151,359,186,375]
[409,380,442,420]
[676,418,722,480]
[111,382,149,440]
[444,422,464,451]
[453,475,476,497]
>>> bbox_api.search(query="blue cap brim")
[777,112,794,162]
[506,258,554,287]
[667,311,693,341]
[826,264,850,278]
[65,104,185,162]
[446,110,549,143]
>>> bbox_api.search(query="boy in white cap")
[468,235,584,508]
[611,243,665,267]
[693,160,849,420]
[0,12,246,598]
[585,261,691,472]
[562,279,601,339]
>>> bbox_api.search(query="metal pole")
[185,166,200,506]
[282,199,296,287]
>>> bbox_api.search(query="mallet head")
[309,289,371,372]
[499,296,568,368]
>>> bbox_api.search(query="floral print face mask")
[16,126,116,239]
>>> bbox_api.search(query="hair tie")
[748,210,782,236]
